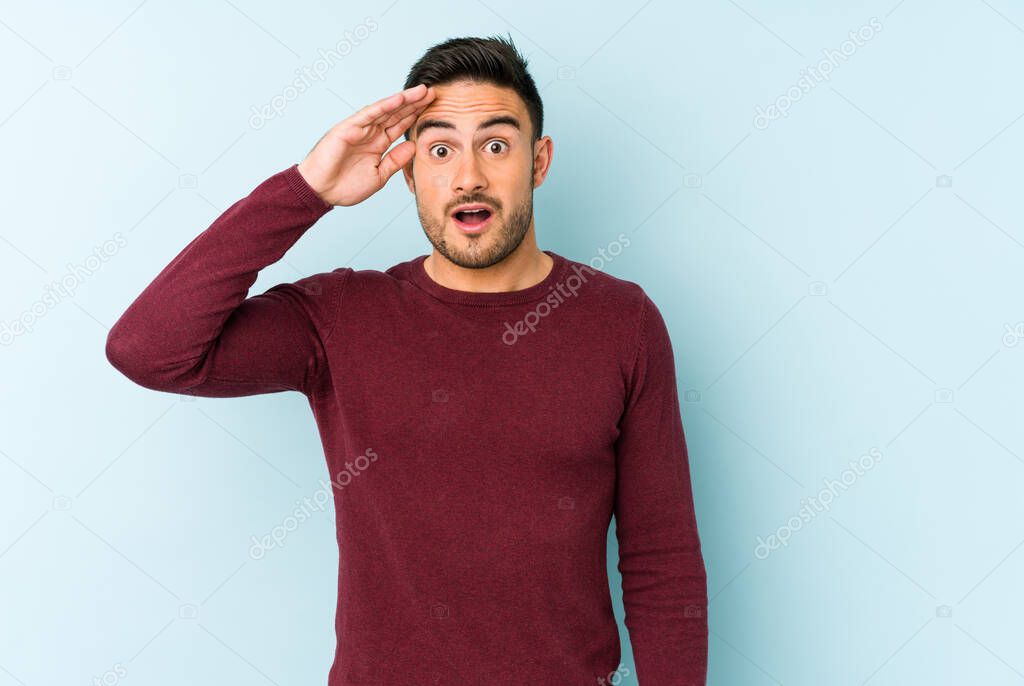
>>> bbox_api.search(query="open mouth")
[451,207,494,232]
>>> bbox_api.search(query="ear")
[532,135,554,189]
[402,151,415,193]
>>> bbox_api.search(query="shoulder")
[558,253,655,330]
[289,260,415,340]
[295,260,402,301]
[551,253,674,381]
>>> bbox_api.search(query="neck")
[424,226,553,294]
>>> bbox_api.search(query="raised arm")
[104,166,344,397]
[105,83,438,398]
[614,292,709,685]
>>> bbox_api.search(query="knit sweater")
[104,164,709,685]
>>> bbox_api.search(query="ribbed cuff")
[282,163,334,215]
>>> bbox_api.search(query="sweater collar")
[405,250,570,306]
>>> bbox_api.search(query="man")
[106,35,708,685]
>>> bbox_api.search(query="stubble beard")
[417,188,535,270]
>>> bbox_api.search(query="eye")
[429,143,452,159]
[485,140,509,155]
[428,140,509,160]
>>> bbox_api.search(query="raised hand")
[297,83,436,207]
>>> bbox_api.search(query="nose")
[452,149,487,193]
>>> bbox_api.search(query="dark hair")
[402,34,543,144]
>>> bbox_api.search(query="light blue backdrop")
[2,1,1022,684]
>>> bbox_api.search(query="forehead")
[413,80,527,137]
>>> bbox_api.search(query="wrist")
[287,163,334,213]
[296,160,330,202]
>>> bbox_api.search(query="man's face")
[402,80,551,269]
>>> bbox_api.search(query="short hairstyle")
[402,34,543,144]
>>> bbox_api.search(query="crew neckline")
[407,250,570,306]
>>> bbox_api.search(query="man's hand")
[297,83,436,207]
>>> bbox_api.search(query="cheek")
[410,166,439,198]
[415,167,451,194]
[415,190,448,222]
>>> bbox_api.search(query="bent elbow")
[106,321,152,384]
[105,321,187,392]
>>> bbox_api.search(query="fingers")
[377,140,415,182]
[353,84,433,129]
[384,108,421,143]
[379,93,434,131]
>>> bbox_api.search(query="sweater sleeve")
[614,292,709,685]
[105,164,349,398]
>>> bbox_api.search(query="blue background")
[2,1,1023,684]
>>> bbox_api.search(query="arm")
[105,84,437,397]
[614,292,709,685]
[105,164,347,398]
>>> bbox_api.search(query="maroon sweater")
[105,164,708,685]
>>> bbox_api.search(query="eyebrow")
[414,115,520,139]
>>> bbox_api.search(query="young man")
[106,35,708,685]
